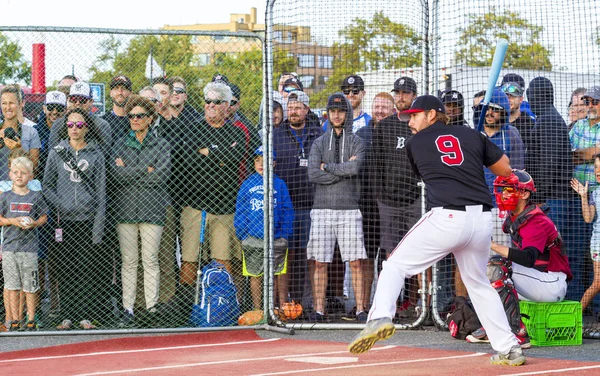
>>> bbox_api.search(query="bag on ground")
[190,260,240,327]
[447,296,482,340]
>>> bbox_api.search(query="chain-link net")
[0,27,263,331]
[266,0,600,337]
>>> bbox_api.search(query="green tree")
[455,7,552,70]
[312,11,422,108]
[0,33,31,85]
[272,47,297,90]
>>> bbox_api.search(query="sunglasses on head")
[173,88,186,94]
[342,88,361,95]
[488,106,502,113]
[584,98,600,106]
[128,113,149,120]
[501,83,522,95]
[283,86,299,93]
[205,98,226,105]
[46,104,65,112]
[66,121,88,129]
[69,96,89,104]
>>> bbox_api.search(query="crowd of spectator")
[0,68,599,331]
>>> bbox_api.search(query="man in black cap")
[103,75,133,141]
[391,76,417,113]
[339,75,372,133]
[349,95,525,367]
[439,89,468,127]
[371,76,421,316]
[501,73,536,120]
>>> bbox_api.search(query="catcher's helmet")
[493,170,536,211]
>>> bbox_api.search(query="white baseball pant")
[368,205,519,354]
[512,263,568,303]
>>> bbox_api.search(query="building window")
[286,31,295,43]
[197,54,210,66]
[274,31,283,43]
[318,55,333,69]
[298,54,315,68]
[318,76,329,85]
[299,75,314,88]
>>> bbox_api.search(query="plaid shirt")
[569,117,600,191]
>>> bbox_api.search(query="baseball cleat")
[348,317,395,354]
[489,345,526,366]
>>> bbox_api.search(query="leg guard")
[486,256,525,337]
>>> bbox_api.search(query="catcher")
[469,170,572,348]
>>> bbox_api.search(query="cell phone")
[55,228,63,242]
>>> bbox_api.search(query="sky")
[0,0,266,29]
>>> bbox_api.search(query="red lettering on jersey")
[10,202,33,213]
[435,135,464,166]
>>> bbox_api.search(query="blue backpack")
[189,260,240,327]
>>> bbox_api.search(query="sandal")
[79,320,96,330]
[56,319,72,330]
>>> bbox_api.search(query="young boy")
[0,156,48,330]
[234,146,294,310]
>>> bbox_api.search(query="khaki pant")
[118,223,163,310]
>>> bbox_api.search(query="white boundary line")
[0,338,281,363]
[250,352,488,375]
[75,346,398,375]
[501,364,600,376]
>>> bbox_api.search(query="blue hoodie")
[234,172,294,241]
[476,88,525,204]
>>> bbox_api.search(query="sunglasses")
[496,186,516,194]
[173,88,186,94]
[342,88,361,95]
[205,99,226,105]
[46,104,65,112]
[283,86,299,93]
[68,96,90,104]
[230,100,238,106]
[501,83,523,95]
[584,99,600,106]
[66,121,88,129]
[148,98,159,103]
[128,113,149,120]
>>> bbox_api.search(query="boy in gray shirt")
[0,157,48,331]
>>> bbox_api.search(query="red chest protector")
[503,205,573,281]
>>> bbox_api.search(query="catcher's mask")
[493,170,536,212]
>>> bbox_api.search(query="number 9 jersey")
[406,122,505,209]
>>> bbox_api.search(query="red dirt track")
[1,330,599,375]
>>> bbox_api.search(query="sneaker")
[119,310,135,328]
[348,317,395,354]
[490,345,526,366]
[356,311,368,323]
[466,327,490,343]
[9,321,20,331]
[307,311,326,323]
[24,320,38,331]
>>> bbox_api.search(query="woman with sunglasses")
[0,85,41,180]
[43,108,107,330]
[112,95,171,327]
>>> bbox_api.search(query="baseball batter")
[348,95,525,366]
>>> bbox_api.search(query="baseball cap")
[287,91,309,107]
[398,95,445,122]
[110,75,132,91]
[501,73,526,89]
[69,82,92,99]
[341,75,364,91]
[392,76,417,94]
[439,90,464,106]
[212,74,229,84]
[45,91,67,106]
[284,77,304,91]
[582,86,600,101]
[501,82,524,97]
[327,93,347,111]
[254,145,276,160]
